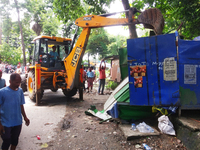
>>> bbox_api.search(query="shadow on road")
[25,89,83,107]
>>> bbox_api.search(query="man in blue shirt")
[0,70,6,89]
[0,73,30,150]
[49,46,59,67]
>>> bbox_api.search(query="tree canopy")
[53,0,113,23]
[1,0,200,65]
[131,0,200,39]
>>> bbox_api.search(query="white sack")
[158,115,176,135]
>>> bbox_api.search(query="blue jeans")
[1,125,22,149]
[98,79,105,94]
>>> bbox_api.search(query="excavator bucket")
[137,8,165,35]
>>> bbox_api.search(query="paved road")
[1,73,67,150]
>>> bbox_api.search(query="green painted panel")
[118,105,154,120]
[114,84,130,102]
[114,84,129,98]
[180,86,197,105]
[119,48,128,80]
[116,89,130,102]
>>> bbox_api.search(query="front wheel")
[20,74,27,92]
[27,70,43,102]
[62,88,77,98]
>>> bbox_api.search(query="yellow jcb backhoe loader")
[21,7,164,105]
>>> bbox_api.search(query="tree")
[86,28,109,57]
[24,0,61,36]
[14,0,26,66]
[0,42,23,65]
[53,0,86,23]
[122,0,139,39]
[83,28,109,66]
[107,35,127,55]
[53,0,113,23]
[131,0,200,39]
[40,9,61,36]
[22,12,37,56]
[24,0,47,36]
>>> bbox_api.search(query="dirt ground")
[42,85,187,150]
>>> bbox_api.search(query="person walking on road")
[98,60,106,95]
[87,67,95,93]
[0,70,6,89]
[0,73,30,150]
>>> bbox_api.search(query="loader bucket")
[137,8,164,35]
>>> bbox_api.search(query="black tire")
[27,70,44,102]
[20,74,27,92]
[51,88,58,92]
[62,88,77,98]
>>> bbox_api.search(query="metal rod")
[69,26,79,52]
[99,10,129,17]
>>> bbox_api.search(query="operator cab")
[31,35,72,70]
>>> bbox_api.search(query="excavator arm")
[64,7,164,90]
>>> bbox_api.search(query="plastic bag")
[158,115,176,135]
[136,122,154,133]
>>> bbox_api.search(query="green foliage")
[83,0,112,15]
[53,0,114,23]
[86,28,110,58]
[22,12,37,50]
[40,9,61,36]
[105,80,118,90]
[0,43,23,65]
[24,0,47,23]
[107,35,127,55]
[53,0,86,23]
[24,0,61,36]
[131,0,200,39]
[61,21,76,38]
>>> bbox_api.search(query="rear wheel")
[27,70,43,102]
[62,88,77,98]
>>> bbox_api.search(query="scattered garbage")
[152,106,178,116]
[36,135,41,140]
[143,143,151,150]
[152,106,168,115]
[158,115,176,135]
[136,122,154,133]
[131,123,136,131]
[85,105,112,121]
[41,143,48,148]
[168,106,178,114]
[135,144,141,149]
[44,123,53,126]
[72,135,77,138]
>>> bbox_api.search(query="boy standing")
[0,73,30,150]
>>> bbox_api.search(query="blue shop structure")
[104,33,200,120]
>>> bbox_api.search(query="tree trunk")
[121,0,138,39]
[14,0,26,66]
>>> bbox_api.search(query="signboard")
[163,57,177,81]
[184,64,197,84]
